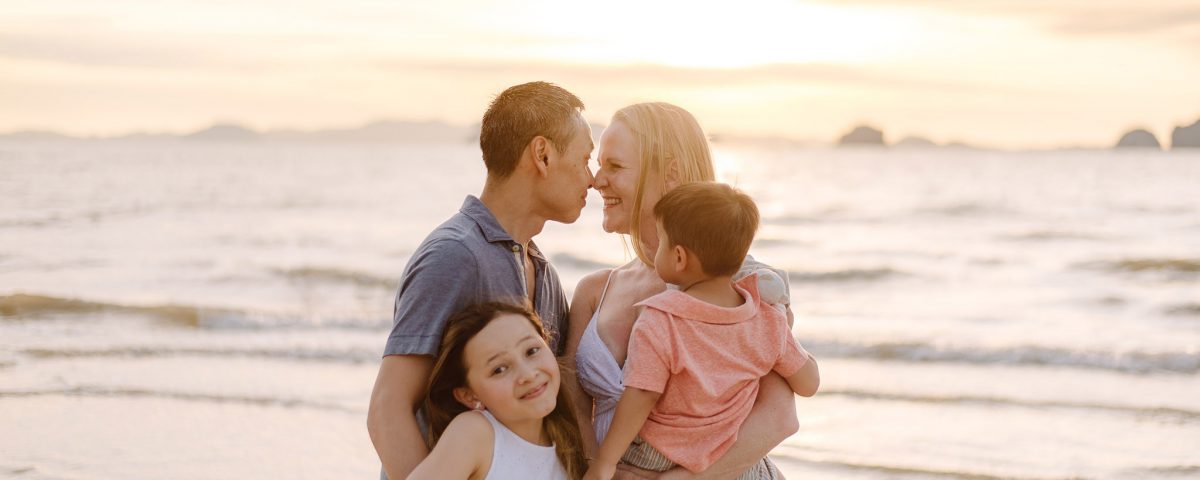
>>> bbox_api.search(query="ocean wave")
[768,452,1027,480]
[0,293,205,326]
[807,340,1200,374]
[915,202,1010,218]
[819,388,1200,421]
[0,293,390,330]
[1165,303,1200,317]
[787,268,905,283]
[21,346,379,364]
[0,386,359,413]
[1078,258,1200,276]
[271,266,394,289]
[551,253,617,272]
[1125,465,1200,477]
[999,230,1109,242]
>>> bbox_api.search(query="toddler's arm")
[784,354,820,397]
[584,387,662,480]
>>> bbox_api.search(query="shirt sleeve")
[383,238,481,357]
[773,326,810,377]
[622,310,673,394]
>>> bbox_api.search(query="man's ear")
[664,158,682,190]
[453,387,479,410]
[673,244,689,274]
[529,136,551,177]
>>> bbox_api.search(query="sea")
[1,140,1198,479]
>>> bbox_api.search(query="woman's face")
[595,121,664,240]
[457,314,560,427]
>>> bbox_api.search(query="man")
[367,81,594,479]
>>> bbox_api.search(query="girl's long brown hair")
[424,301,587,479]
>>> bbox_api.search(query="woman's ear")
[453,387,480,410]
[663,158,682,190]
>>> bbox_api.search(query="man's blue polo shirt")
[384,195,569,357]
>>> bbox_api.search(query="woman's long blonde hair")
[424,302,587,479]
[611,102,716,266]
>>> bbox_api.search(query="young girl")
[408,302,587,480]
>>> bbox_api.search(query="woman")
[564,103,798,479]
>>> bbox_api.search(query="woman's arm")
[563,269,610,456]
[406,411,491,480]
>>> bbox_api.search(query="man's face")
[541,116,595,224]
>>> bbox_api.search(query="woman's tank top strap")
[479,410,567,480]
[595,268,615,311]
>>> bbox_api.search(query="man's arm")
[585,387,661,480]
[367,355,434,480]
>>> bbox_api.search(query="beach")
[2,141,1199,479]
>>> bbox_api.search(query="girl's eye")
[526,346,541,357]
[490,365,508,376]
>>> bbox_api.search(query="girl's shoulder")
[414,411,494,480]
[442,409,495,444]
[445,411,495,478]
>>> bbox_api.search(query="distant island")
[5,116,1200,150]
[837,125,885,146]
[0,120,479,144]
[1172,120,1200,149]
[1114,129,1161,149]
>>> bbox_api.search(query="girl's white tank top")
[480,410,568,480]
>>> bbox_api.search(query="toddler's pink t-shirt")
[623,274,810,472]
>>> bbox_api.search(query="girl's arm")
[406,411,491,480]
[564,270,610,456]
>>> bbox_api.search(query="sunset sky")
[3,0,1199,148]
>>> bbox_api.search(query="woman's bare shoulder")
[573,268,615,304]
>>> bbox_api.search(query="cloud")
[0,33,208,68]
[380,59,1031,95]
[805,0,1200,36]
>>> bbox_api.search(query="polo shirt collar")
[636,274,761,324]
[459,195,548,263]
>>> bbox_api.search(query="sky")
[3,0,1199,148]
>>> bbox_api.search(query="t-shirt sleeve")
[622,310,673,394]
[773,326,810,377]
[383,239,480,357]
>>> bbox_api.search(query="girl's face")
[456,313,560,427]
[595,121,665,241]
